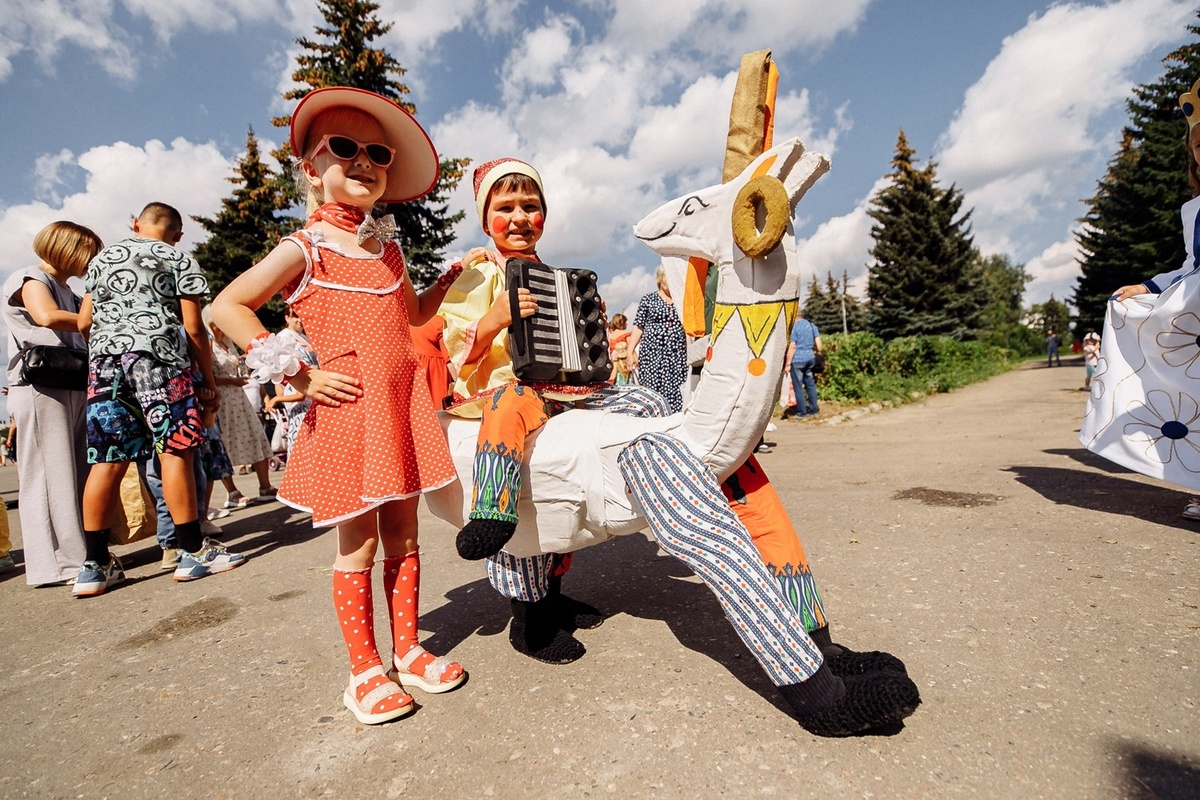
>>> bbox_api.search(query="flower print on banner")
[1088,355,1110,404]
[1156,311,1200,379]
[1122,389,1200,474]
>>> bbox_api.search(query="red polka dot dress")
[279,229,456,527]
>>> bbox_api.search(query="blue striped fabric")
[582,385,673,417]
[618,433,821,686]
[486,550,555,602]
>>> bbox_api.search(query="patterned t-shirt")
[85,238,209,368]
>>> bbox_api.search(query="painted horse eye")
[679,196,709,216]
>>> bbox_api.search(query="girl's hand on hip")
[294,369,363,407]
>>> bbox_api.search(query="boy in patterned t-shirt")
[74,202,245,597]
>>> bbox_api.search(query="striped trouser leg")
[618,433,823,687]
[581,385,672,418]
[485,550,555,602]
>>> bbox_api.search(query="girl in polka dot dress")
[213,87,469,725]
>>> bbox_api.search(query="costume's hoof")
[823,645,908,677]
[456,518,517,560]
[510,599,585,664]
[790,672,921,738]
[557,594,605,631]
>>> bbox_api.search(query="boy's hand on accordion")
[514,287,537,319]
[487,287,537,328]
[292,367,363,408]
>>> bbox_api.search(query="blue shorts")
[86,353,205,464]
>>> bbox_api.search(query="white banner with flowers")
[1080,276,1200,490]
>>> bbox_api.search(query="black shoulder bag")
[17,344,89,391]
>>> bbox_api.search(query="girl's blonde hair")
[295,107,384,214]
[33,221,103,278]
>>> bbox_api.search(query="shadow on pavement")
[1043,446,1136,475]
[1005,464,1195,530]
[1111,740,1200,799]
[421,532,894,727]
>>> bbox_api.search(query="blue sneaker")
[173,538,246,582]
[72,554,125,597]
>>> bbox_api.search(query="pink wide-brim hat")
[290,86,439,203]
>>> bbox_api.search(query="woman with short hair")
[3,221,102,586]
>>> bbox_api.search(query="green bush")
[814,332,1018,405]
[979,323,1043,358]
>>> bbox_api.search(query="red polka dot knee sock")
[383,551,462,683]
[334,567,409,713]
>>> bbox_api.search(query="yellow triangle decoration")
[711,303,738,345]
[710,299,799,360]
[736,302,785,359]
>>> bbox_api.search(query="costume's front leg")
[619,433,921,737]
[723,457,908,679]
[721,456,827,632]
[618,433,823,687]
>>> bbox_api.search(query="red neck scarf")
[306,202,367,233]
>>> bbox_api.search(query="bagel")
[732,175,789,258]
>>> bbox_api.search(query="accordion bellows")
[505,258,612,385]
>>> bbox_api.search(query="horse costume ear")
[723,50,778,182]
[783,150,831,212]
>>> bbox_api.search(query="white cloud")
[793,181,883,294]
[936,0,1195,256]
[0,138,236,282]
[605,0,871,58]
[1023,234,1084,303]
[31,149,77,205]
[120,0,285,41]
[601,264,656,315]
[0,0,137,82]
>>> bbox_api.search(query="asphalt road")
[0,358,1196,799]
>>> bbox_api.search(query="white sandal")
[342,664,415,724]
[389,646,466,694]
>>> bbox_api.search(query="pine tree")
[272,0,467,286]
[804,272,862,334]
[192,128,293,328]
[802,274,835,332]
[866,131,986,340]
[1074,17,1200,334]
[839,271,867,333]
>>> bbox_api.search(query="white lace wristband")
[244,332,303,385]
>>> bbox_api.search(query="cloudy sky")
[0,0,1194,322]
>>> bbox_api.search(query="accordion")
[506,258,612,385]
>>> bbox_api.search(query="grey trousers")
[9,385,88,584]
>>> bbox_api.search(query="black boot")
[808,626,908,677]
[780,664,921,738]
[547,576,605,630]
[509,597,586,664]
[456,518,517,560]
[823,645,908,677]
